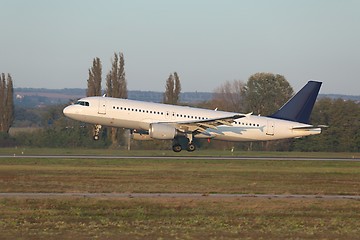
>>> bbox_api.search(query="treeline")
[3,55,360,152]
[292,98,360,152]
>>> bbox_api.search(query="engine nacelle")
[149,123,177,140]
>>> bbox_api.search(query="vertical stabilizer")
[270,81,322,124]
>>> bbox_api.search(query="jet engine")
[149,123,177,140]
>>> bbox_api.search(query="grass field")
[0,149,359,239]
[1,197,359,239]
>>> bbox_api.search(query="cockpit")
[75,101,90,106]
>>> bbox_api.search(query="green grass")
[0,154,359,239]
[0,157,359,195]
[0,197,359,239]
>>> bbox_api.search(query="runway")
[0,155,359,161]
[0,192,359,200]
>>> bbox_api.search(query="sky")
[0,0,359,95]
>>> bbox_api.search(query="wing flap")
[175,114,246,133]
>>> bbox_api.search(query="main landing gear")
[172,142,196,152]
[93,124,102,141]
[172,134,196,152]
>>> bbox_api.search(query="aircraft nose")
[63,105,74,118]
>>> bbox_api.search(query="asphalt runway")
[0,155,359,161]
[0,192,359,200]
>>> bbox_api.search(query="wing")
[174,113,249,133]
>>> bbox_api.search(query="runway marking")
[0,155,359,161]
[0,193,359,200]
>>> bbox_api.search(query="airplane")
[63,81,324,152]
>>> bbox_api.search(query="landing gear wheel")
[187,143,196,152]
[172,144,182,152]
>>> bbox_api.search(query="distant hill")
[319,94,360,102]
[14,88,359,108]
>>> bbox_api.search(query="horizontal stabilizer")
[292,125,328,130]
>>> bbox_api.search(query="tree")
[243,73,294,151]
[106,52,128,147]
[86,57,103,139]
[86,57,102,97]
[292,98,360,152]
[212,80,245,112]
[106,52,127,99]
[244,72,294,115]
[0,73,14,133]
[163,72,181,105]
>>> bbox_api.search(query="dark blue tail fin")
[270,81,322,124]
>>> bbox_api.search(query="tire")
[172,144,182,152]
[187,143,196,152]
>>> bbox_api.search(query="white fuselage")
[63,96,321,141]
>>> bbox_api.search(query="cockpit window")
[75,101,90,106]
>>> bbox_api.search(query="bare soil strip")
[1,192,359,200]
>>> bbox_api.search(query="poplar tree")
[163,72,181,105]
[86,57,102,97]
[106,52,128,146]
[0,73,14,133]
[174,72,181,104]
[106,52,127,99]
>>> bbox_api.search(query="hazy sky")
[1,0,359,95]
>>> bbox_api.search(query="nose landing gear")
[93,124,102,141]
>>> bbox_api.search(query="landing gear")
[172,134,196,152]
[185,133,196,152]
[93,124,102,141]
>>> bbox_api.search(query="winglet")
[270,81,322,124]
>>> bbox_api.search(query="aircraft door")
[98,98,106,114]
[266,120,275,135]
